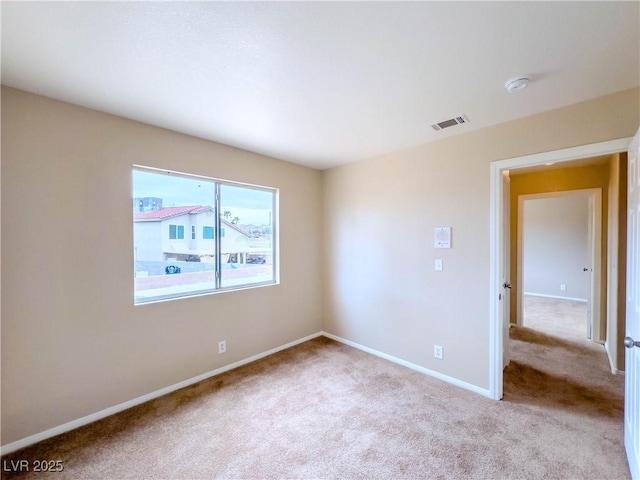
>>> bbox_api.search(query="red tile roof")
[133,206,252,237]
[133,206,210,221]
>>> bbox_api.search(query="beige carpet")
[1,316,629,479]
[523,294,588,340]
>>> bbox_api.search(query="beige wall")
[522,195,590,300]
[323,88,639,390]
[1,87,324,445]
[607,153,628,372]
[617,154,628,371]
[509,162,611,341]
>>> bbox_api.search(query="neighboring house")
[133,205,253,263]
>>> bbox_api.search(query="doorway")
[489,137,632,400]
[517,190,601,343]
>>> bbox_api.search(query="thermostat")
[434,227,451,248]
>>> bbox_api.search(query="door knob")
[624,336,640,349]
[503,283,512,289]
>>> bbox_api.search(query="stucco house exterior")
[133,205,253,264]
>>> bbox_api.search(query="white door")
[625,128,640,480]
[586,196,594,339]
[502,172,511,368]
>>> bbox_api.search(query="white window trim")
[133,165,279,305]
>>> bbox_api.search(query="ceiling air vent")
[431,115,469,131]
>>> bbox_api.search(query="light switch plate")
[435,259,443,271]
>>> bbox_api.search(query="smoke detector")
[504,77,530,93]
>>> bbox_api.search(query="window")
[203,226,214,239]
[169,224,184,240]
[133,166,277,304]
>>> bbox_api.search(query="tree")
[231,216,240,225]
[223,210,231,221]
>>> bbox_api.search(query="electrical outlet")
[434,345,443,360]
[218,340,226,354]
[560,284,566,291]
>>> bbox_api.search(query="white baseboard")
[321,331,492,399]
[523,292,587,302]
[3,331,496,455]
[604,341,616,373]
[604,341,625,375]
[1,332,323,456]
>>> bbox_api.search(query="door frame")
[489,137,633,400]
[516,189,602,342]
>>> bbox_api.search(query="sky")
[133,169,274,225]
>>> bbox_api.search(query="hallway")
[503,295,628,478]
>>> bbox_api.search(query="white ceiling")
[2,2,639,170]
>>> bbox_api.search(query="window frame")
[133,165,278,305]
[169,224,185,240]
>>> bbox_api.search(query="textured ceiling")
[2,2,639,169]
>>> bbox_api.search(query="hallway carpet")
[523,294,588,340]
[505,295,627,478]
